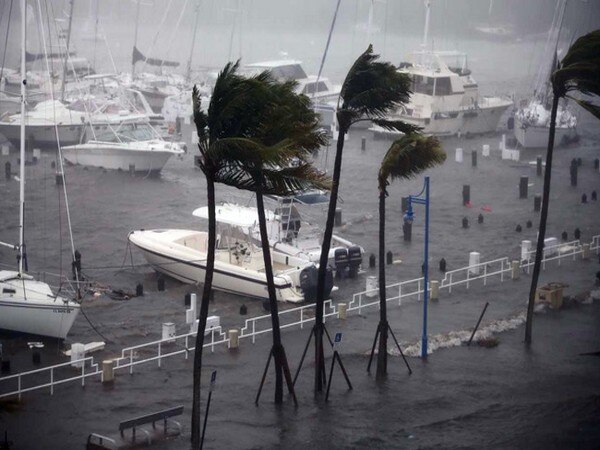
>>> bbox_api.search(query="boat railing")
[1,234,598,401]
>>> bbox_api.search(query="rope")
[160,0,189,69]
[79,300,114,344]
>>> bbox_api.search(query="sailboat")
[513,0,577,149]
[0,0,80,339]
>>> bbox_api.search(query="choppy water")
[1,22,600,449]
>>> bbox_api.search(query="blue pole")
[421,177,430,358]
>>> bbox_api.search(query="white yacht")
[128,207,333,303]
[373,1,512,138]
[373,50,513,137]
[0,0,80,340]
[61,121,185,173]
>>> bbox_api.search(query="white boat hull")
[514,116,577,148]
[395,102,511,137]
[0,123,84,147]
[0,272,80,339]
[61,143,178,172]
[128,229,312,302]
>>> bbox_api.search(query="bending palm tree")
[371,134,445,378]
[217,76,328,404]
[190,62,276,448]
[525,30,600,344]
[310,45,418,393]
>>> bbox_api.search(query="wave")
[393,310,527,357]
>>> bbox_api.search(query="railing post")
[483,264,488,286]
[185,336,189,360]
[252,320,256,344]
[449,274,453,293]
[418,280,421,301]
[82,361,85,387]
[300,308,304,329]
[211,328,216,353]
[18,376,21,401]
[129,350,133,375]
[466,268,470,289]
[50,368,54,395]
[158,343,162,368]
[398,284,402,306]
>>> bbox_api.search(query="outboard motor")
[299,265,335,302]
[347,245,362,278]
[334,248,349,278]
[299,265,318,302]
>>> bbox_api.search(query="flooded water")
[1,11,600,449]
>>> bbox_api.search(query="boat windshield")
[93,123,157,143]
[269,64,307,81]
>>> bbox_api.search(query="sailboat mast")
[132,0,141,78]
[422,0,431,49]
[60,0,74,101]
[18,0,26,275]
[186,0,201,81]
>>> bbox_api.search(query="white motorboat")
[0,99,148,147]
[128,207,334,303]
[0,0,80,339]
[193,196,364,272]
[373,1,512,137]
[61,121,185,173]
[514,99,577,148]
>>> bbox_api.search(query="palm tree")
[215,75,329,404]
[525,29,600,344]
[310,45,418,392]
[373,134,445,378]
[190,62,277,448]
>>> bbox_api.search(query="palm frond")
[567,96,600,120]
[552,30,600,99]
[370,118,421,134]
[378,134,446,192]
[338,45,412,129]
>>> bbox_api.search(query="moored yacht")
[373,50,513,137]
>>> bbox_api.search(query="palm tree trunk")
[314,126,346,393]
[376,189,388,378]
[525,94,559,345]
[256,186,285,403]
[191,177,216,449]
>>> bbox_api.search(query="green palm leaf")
[378,134,446,192]
[338,44,413,128]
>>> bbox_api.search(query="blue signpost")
[403,177,430,358]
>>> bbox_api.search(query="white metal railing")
[239,300,337,344]
[2,234,599,400]
[441,257,511,293]
[0,357,99,400]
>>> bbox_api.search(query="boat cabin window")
[2,288,16,294]
[269,64,308,81]
[412,75,452,96]
[302,82,329,95]
[92,123,156,143]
